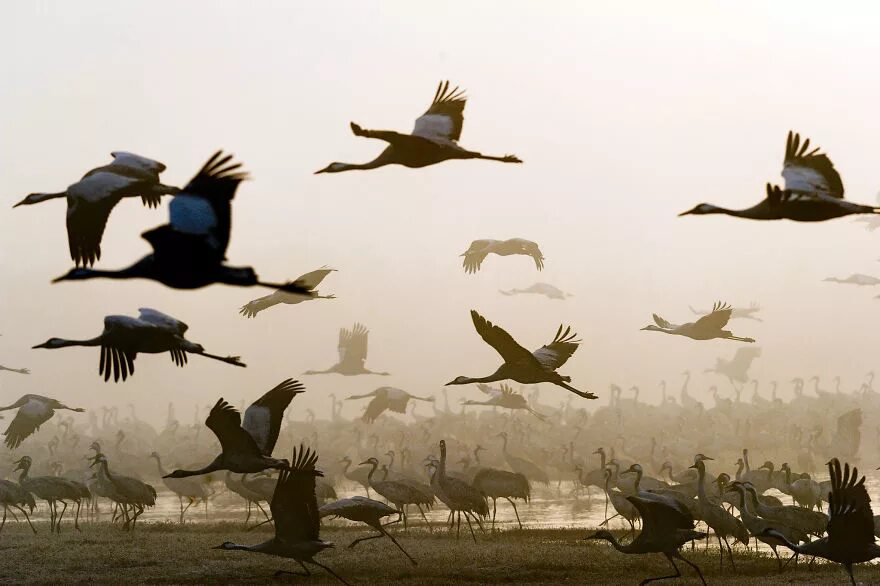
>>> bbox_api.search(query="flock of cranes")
[5,78,880,584]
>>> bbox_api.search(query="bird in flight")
[0,394,85,449]
[164,379,305,478]
[32,308,245,382]
[49,151,310,292]
[315,81,522,174]
[679,131,880,221]
[346,387,434,423]
[704,347,762,385]
[0,365,30,375]
[823,274,880,287]
[239,267,336,318]
[13,151,179,267]
[303,323,389,376]
[463,383,548,421]
[461,239,544,274]
[500,282,571,300]
[642,302,756,343]
[689,301,762,322]
[447,310,597,399]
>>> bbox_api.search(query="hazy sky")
[2,1,880,424]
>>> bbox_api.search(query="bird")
[14,455,84,533]
[0,394,85,449]
[213,445,350,584]
[586,490,707,585]
[461,239,544,273]
[436,440,489,542]
[32,308,245,382]
[689,302,763,321]
[679,131,879,221]
[90,453,154,530]
[303,323,389,376]
[704,347,762,385]
[763,459,880,585]
[319,496,417,565]
[239,267,337,318]
[49,151,310,291]
[150,452,211,523]
[315,80,521,174]
[462,383,547,421]
[0,478,37,535]
[641,302,756,343]
[446,310,597,399]
[823,273,880,286]
[499,282,572,300]
[358,457,434,531]
[12,151,179,266]
[688,456,749,570]
[471,467,530,530]
[163,379,304,478]
[496,431,549,485]
[347,387,434,424]
[0,365,30,375]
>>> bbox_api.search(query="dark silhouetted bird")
[705,347,762,385]
[214,446,349,584]
[461,239,544,274]
[680,131,879,221]
[165,379,304,479]
[320,496,417,565]
[446,310,597,399]
[642,302,756,343]
[0,395,84,449]
[346,387,434,423]
[500,282,571,300]
[315,81,521,174]
[49,151,308,292]
[239,267,336,318]
[303,323,389,376]
[32,308,245,382]
[13,151,178,266]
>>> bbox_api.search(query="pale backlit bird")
[13,151,179,266]
[823,273,880,286]
[461,239,544,274]
[304,323,389,376]
[0,365,29,375]
[346,387,434,424]
[0,395,85,449]
[680,131,879,221]
[689,301,762,322]
[164,379,304,478]
[641,302,756,343]
[239,267,336,318]
[32,308,245,382]
[500,282,572,300]
[705,347,762,385]
[446,310,597,399]
[214,446,350,585]
[315,81,521,173]
[462,383,547,421]
[49,151,309,292]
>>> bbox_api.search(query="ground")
[0,522,874,584]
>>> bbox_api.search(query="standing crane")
[303,323,389,376]
[239,267,336,318]
[319,496,417,565]
[164,379,304,478]
[358,457,433,530]
[437,440,489,542]
[460,239,544,273]
[0,479,37,534]
[689,456,749,570]
[150,452,211,523]
[471,467,529,530]
[0,394,85,448]
[90,454,155,530]
[32,308,245,382]
[213,446,350,585]
[14,455,83,532]
[446,310,597,399]
[315,81,521,174]
[496,431,549,485]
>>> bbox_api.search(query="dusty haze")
[2,1,879,425]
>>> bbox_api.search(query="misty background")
[2,1,879,425]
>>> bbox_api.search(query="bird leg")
[56,500,68,533]
[456,511,462,540]
[640,553,682,585]
[181,497,194,523]
[491,498,497,531]
[244,499,252,526]
[379,526,418,566]
[247,516,274,531]
[672,551,707,586]
[415,504,431,533]
[74,500,82,532]
[462,511,478,543]
[254,500,271,522]
[506,498,523,529]
[348,533,384,549]
[309,561,352,586]
[0,506,5,534]
[723,536,735,570]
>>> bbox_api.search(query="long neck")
[21,191,67,204]
[459,374,505,385]
[365,461,378,482]
[743,451,750,471]
[598,533,631,553]
[696,463,707,500]
[439,448,447,478]
[223,543,255,552]
[633,469,642,493]
[50,336,104,348]
[171,460,220,478]
[333,158,390,172]
[153,456,167,477]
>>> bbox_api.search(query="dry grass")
[0,521,875,584]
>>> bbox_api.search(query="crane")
[641,302,756,343]
[239,267,336,318]
[315,80,521,173]
[319,496,417,565]
[303,323,389,376]
[13,151,178,266]
[346,387,433,423]
[32,308,245,382]
[496,431,549,485]
[150,452,211,523]
[14,455,84,532]
[499,282,572,300]
[437,440,489,542]
[213,446,349,584]
[446,310,597,399]
[164,379,304,478]
[460,239,544,273]
[90,453,155,530]
[462,383,547,420]
[358,457,433,531]
[471,467,530,530]
[0,394,85,448]
[680,131,879,221]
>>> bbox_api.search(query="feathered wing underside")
[361,395,388,423]
[826,458,874,550]
[728,347,762,370]
[339,323,369,369]
[243,378,304,455]
[137,308,188,334]
[239,293,282,318]
[206,398,263,459]
[693,301,733,331]
[532,325,580,370]
[470,310,536,366]
[412,80,466,144]
[628,493,695,535]
[782,131,844,198]
[99,316,146,382]
[66,194,119,267]
[292,266,335,291]
[4,399,52,449]
[271,445,322,543]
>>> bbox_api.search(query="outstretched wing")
[782,131,844,198]
[728,347,762,371]
[242,379,305,455]
[205,398,263,460]
[693,301,733,331]
[3,398,52,449]
[412,81,466,144]
[292,266,335,291]
[470,310,535,366]
[239,292,284,318]
[628,493,694,533]
[826,458,874,550]
[361,394,388,424]
[98,315,145,382]
[652,314,676,329]
[531,325,580,370]
[271,445,322,542]
[461,240,493,274]
[339,323,369,368]
[137,308,188,335]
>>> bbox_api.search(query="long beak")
[50,274,66,284]
[13,201,26,208]
[314,168,328,175]
[32,342,49,349]
[357,460,370,466]
[677,209,694,217]
[702,456,714,461]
